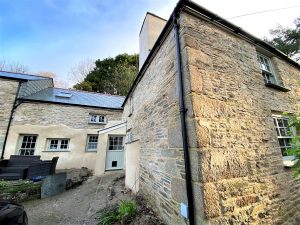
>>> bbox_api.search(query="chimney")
[139,12,166,70]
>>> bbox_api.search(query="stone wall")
[0,78,19,154]
[4,102,123,170]
[13,102,123,129]
[123,27,204,223]
[180,11,300,224]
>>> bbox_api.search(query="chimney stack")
[139,12,166,70]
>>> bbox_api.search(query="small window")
[257,54,278,85]
[47,139,70,151]
[89,114,107,124]
[19,135,37,156]
[108,136,124,151]
[55,92,72,98]
[86,135,98,151]
[273,116,294,156]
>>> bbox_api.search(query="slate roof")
[0,71,50,81]
[21,88,125,109]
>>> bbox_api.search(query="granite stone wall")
[0,78,19,154]
[123,29,199,224]
[124,10,300,225]
[180,11,300,225]
[13,102,123,129]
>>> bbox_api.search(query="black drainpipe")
[1,81,23,159]
[173,14,195,225]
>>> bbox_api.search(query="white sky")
[153,0,300,39]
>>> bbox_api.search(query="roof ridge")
[53,87,125,98]
[0,70,51,79]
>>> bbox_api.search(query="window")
[273,116,294,156]
[89,114,106,124]
[47,139,70,151]
[108,136,124,151]
[19,135,37,156]
[86,135,98,151]
[257,54,277,85]
[55,92,72,98]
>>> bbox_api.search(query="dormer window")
[89,114,107,124]
[257,54,277,85]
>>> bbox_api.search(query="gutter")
[98,122,127,134]
[1,81,23,159]
[173,12,195,225]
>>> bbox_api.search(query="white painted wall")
[94,122,126,176]
[125,141,140,193]
[139,13,166,70]
[5,124,99,170]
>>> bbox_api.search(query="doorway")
[105,135,124,170]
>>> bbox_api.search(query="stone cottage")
[0,71,126,174]
[123,0,300,224]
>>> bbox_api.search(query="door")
[105,136,124,170]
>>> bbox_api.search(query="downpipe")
[173,14,195,225]
[1,81,22,159]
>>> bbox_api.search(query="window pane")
[98,116,105,123]
[60,139,69,149]
[108,136,124,151]
[278,119,284,127]
[87,135,98,150]
[283,119,289,127]
[20,135,37,156]
[278,139,285,147]
[279,128,286,136]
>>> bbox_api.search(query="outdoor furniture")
[0,155,58,180]
[26,157,59,179]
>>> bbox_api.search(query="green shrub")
[118,200,137,222]
[0,180,40,194]
[97,200,137,225]
[97,206,118,225]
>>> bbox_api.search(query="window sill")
[42,150,70,152]
[85,150,97,153]
[283,155,298,167]
[265,83,290,92]
[88,122,107,125]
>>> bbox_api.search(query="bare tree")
[68,58,95,84]
[37,71,68,89]
[0,59,28,73]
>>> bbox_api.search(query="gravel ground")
[23,171,131,225]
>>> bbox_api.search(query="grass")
[97,206,118,225]
[98,200,137,225]
[0,180,40,194]
[118,200,137,222]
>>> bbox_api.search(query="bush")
[97,200,137,225]
[118,200,137,222]
[0,180,40,194]
[285,114,300,176]
[97,206,118,225]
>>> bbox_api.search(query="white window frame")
[272,115,296,156]
[108,136,124,151]
[89,114,107,124]
[47,138,70,151]
[257,53,278,85]
[86,134,98,152]
[18,134,38,156]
